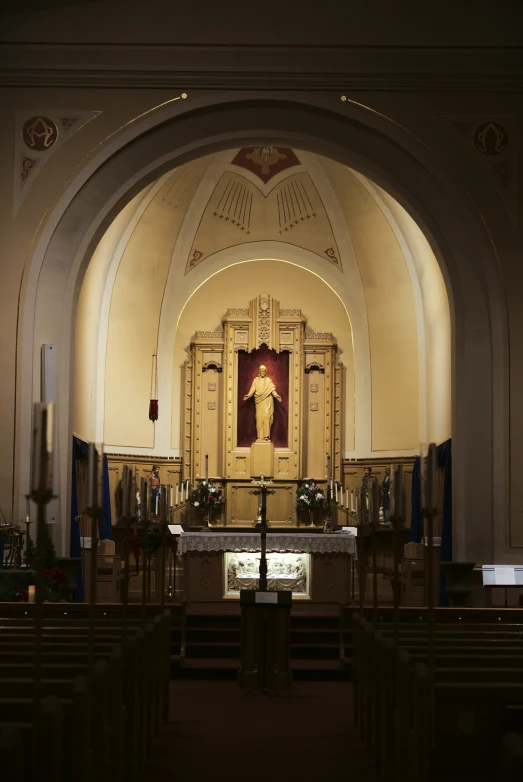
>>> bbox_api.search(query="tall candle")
[346,488,349,510]
[372,477,380,525]
[137,477,144,520]
[25,497,30,526]
[181,483,184,503]
[335,482,338,503]
[340,486,344,506]
[87,443,103,510]
[159,485,169,524]
[395,464,404,519]
[175,485,179,505]
[205,454,209,482]
[146,479,153,521]
[170,485,173,507]
[351,490,354,512]
[30,402,55,503]
[390,467,395,516]
[186,479,189,497]
[122,465,130,517]
[427,443,437,512]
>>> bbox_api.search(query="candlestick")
[30,403,55,503]
[205,454,209,482]
[28,585,35,604]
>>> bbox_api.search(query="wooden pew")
[0,696,65,782]
[0,605,172,782]
[353,612,523,782]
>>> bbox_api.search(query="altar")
[177,531,356,603]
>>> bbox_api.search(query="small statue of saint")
[148,465,161,518]
[243,365,282,442]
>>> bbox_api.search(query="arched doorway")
[16,96,507,564]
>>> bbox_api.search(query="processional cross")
[251,473,273,592]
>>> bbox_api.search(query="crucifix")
[251,473,273,591]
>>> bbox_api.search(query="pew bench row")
[0,607,172,782]
[354,612,523,782]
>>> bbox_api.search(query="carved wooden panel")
[304,368,326,479]
[226,482,295,526]
[310,553,350,602]
[184,551,223,601]
[182,355,193,481]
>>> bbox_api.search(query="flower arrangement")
[13,585,28,602]
[189,479,225,511]
[296,480,326,511]
[44,567,71,599]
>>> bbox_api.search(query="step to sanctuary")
[170,603,353,681]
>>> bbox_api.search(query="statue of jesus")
[243,365,282,442]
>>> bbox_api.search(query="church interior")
[0,2,522,780]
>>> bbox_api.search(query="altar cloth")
[177,531,356,557]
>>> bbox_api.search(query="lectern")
[238,473,292,692]
[238,589,292,691]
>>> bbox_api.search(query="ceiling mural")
[13,108,101,215]
[231,146,301,183]
[185,170,342,274]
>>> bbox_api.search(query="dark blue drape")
[409,456,423,543]
[70,438,113,602]
[437,439,452,606]
[408,441,453,605]
[100,454,113,540]
[70,437,88,601]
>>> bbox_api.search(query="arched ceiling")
[74,146,451,458]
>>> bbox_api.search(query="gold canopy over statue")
[243,365,282,442]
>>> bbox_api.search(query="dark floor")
[141,680,378,782]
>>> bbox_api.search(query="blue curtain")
[100,454,113,540]
[409,456,423,543]
[70,438,113,602]
[437,439,452,606]
[70,436,88,601]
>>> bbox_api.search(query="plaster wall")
[376,187,451,445]
[320,160,420,450]
[74,189,148,441]
[103,159,212,447]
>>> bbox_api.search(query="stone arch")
[17,95,507,562]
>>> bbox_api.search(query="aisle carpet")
[142,680,378,781]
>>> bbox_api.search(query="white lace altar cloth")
[177,531,356,558]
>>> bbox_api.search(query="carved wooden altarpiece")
[182,293,343,526]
